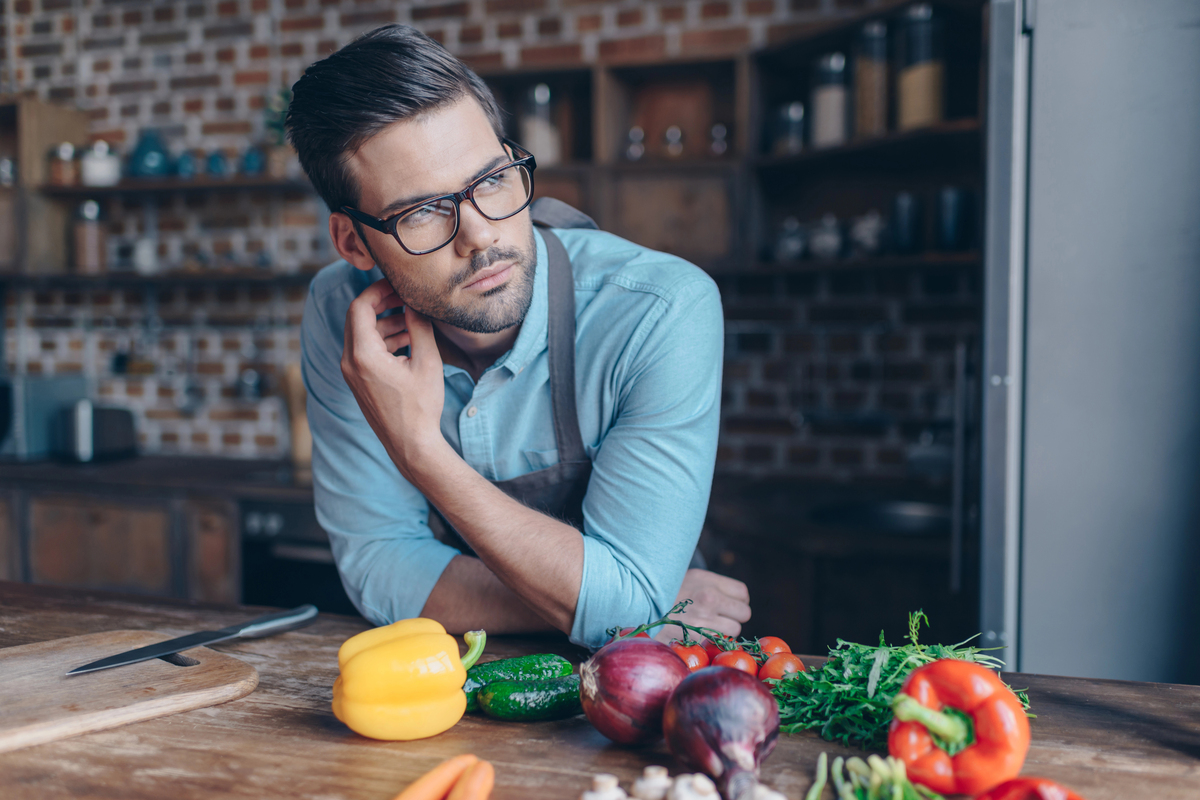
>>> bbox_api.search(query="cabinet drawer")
[29,494,172,595]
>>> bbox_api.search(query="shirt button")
[467,406,478,418]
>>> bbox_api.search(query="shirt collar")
[492,226,550,378]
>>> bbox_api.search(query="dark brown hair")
[287,25,505,214]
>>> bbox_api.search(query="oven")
[239,499,359,616]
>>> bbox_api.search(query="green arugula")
[770,611,1031,751]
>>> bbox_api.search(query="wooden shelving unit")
[1,0,985,289]
[38,176,311,198]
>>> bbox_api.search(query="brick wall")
[716,267,979,480]
[2,0,978,474]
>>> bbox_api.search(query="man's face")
[345,97,536,334]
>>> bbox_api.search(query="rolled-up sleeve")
[569,276,723,648]
[301,267,459,626]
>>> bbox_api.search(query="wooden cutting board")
[0,629,259,754]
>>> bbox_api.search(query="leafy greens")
[770,611,1031,750]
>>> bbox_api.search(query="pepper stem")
[461,630,487,671]
[891,694,970,747]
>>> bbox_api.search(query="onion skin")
[580,638,691,745]
[663,666,781,800]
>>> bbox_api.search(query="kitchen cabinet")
[28,494,173,595]
[184,497,240,604]
[0,457,310,603]
[0,493,14,581]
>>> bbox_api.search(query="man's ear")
[329,212,378,272]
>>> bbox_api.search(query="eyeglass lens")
[395,163,533,253]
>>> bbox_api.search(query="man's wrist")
[390,432,459,489]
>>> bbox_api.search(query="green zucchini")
[464,653,572,712]
[476,674,582,721]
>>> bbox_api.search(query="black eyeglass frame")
[340,138,538,256]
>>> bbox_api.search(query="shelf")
[0,267,325,288]
[761,0,985,59]
[710,252,980,275]
[756,119,981,173]
[605,158,741,174]
[38,176,313,198]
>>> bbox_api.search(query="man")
[288,25,749,648]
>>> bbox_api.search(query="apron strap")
[538,227,588,466]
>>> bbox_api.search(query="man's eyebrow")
[376,153,509,218]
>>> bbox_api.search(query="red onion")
[663,666,781,800]
[580,638,691,745]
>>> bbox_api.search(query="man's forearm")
[420,554,557,634]
[407,440,584,633]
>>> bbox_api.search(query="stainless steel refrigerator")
[981,0,1200,683]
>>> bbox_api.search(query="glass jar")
[897,3,944,131]
[49,142,77,186]
[73,199,107,275]
[772,102,805,156]
[519,83,562,166]
[811,52,848,149]
[855,21,888,139]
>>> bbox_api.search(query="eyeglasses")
[341,139,537,256]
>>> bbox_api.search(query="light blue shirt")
[301,226,723,648]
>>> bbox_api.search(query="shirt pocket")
[523,448,560,471]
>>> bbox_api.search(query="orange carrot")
[446,759,495,800]
[392,754,479,800]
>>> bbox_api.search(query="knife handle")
[235,604,319,639]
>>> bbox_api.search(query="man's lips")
[461,262,514,292]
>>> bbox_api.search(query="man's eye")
[477,171,508,192]
[402,203,447,227]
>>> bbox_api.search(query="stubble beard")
[369,226,538,335]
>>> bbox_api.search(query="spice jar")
[772,102,805,156]
[519,83,562,167]
[811,52,848,149]
[855,21,888,139]
[73,199,106,275]
[49,142,77,186]
[897,4,944,131]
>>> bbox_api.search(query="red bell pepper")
[887,659,1030,796]
[974,777,1085,800]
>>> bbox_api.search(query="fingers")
[361,277,405,314]
[383,331,412,353]
[376,313,407,339]
[404,305,438,362]
[696,570,750,603]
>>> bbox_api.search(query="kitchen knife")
[66,604,319,676]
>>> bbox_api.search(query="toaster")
[53,399,137,462]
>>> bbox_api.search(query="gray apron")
[428,199,596,552]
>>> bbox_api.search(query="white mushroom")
[583,774,629,800]
[752,784,788,800]
[668,774,719,800]
[632,766,674,800]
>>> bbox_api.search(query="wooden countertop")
[1,581,1197,799]
[0,456,313,503]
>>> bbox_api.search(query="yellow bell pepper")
[332,618,486,741]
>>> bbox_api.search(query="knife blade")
[66,603,319,676]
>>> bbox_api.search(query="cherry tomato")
[758,652,805,681]
[669,641,710,671]
[701,636,733,660]
[712,649,759,676]
[757,636,791,658]
[609,627,651,643]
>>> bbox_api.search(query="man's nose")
[454,199,500,256]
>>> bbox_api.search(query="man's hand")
[341,278,447,478]
[655,569,751,643]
